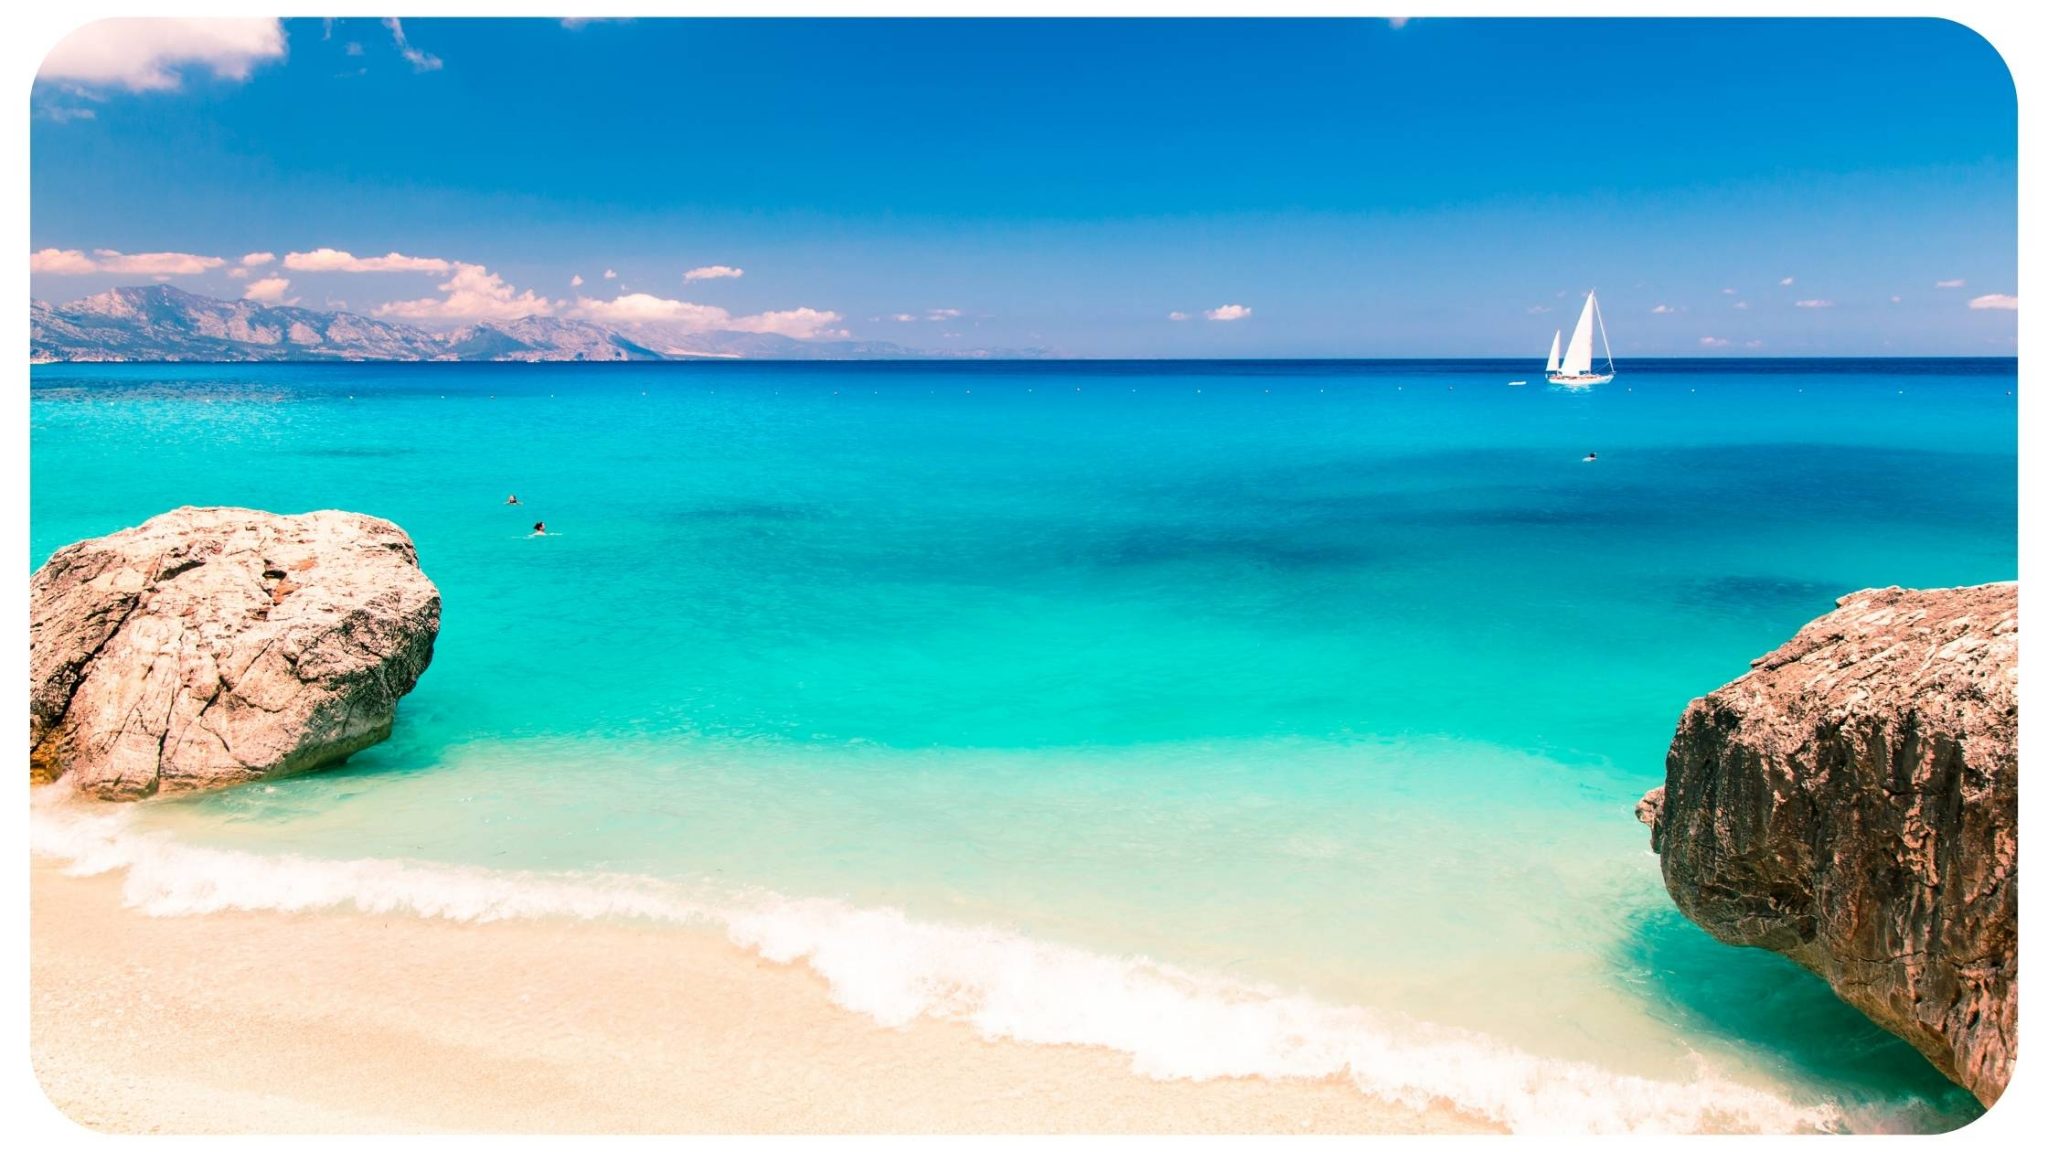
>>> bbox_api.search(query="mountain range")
[31,285,1044,363]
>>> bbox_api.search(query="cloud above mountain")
[375,263,554,323]
[242,276,295,305]
[284,248,451,274]
[683,265,744,281]
[30,247,225,275]
[571,292,842,338]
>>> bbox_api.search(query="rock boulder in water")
[1638,583,2016,1106]
[29,507,441,800]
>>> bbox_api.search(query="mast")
[1545,330,1561,373]
[1592,291,1616,375]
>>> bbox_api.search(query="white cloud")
[284,248,450,273]
[570,292,842,339]
[376,263,552,323]
[38,18,285,93]
[1935,278,1966,288]
[29,248,98,274]
[382,18,443,72]
[1168,311,1190,321]
[1731,300,1750,310]
[1204,304,1252,321]
[1721,287,1738,295]
[1525,305,1550,315]
[241,276,295,305]
[1745,339,1765,349]
[91,249,226,275]
[571,274,584,287]
[1779,276,1795,286]
[683,264,744,281]
[1890,295,1903,304]
[927,307,963,320]
[730,307,842,338]
[1794,299,1834,309]
[240,251,275,267]
[1968,294,2018,311]
[32,246,229,276]
[573,293,726,326]
[603,269,618,279]
[889,313,917,322]
[36,105,97,123]
[1650,304,1678,314]
[1699,336,1730,348]
[227,267,249,279]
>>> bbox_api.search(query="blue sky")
[30,17,2018,356]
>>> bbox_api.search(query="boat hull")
[1546,372,1613,386]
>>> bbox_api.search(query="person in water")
[1583,451,1598,462]
[506,494,521,505]
[532,521,547,536]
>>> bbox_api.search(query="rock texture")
[1638,583,2017,1106]
[29,507,441,800]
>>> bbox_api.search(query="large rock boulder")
[29,507,441,800]
[1638,583,2016,1106]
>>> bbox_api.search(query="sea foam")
[31,788,1846,1134]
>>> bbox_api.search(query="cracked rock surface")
[30,507,441,801]
[1639,583,2016,1106]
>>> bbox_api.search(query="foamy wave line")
[32,789,1841,1135]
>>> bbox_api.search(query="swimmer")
[506,494,521,505]
[531,521,547,536]
[1583,451,1598,462]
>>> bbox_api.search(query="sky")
[29,17,2019,357]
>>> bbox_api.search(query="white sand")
[29,862,1497,1134]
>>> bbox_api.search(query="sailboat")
[1545,290,1616,386]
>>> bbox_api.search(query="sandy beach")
[28,861,1495,1135]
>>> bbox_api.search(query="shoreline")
[28,861,1497,1134]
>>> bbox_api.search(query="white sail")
[1545,330,1561,373]
[1561,292,1597,375]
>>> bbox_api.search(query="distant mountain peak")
[31,286,1043,363]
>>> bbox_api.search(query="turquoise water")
[30,359,2014,1132]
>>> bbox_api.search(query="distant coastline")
[32,287,2021,368]
[31,285,1050,364]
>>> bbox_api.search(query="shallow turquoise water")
[30,359,2014,1131]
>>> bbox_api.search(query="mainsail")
[1561,292,1598,376]
[1545,330,1562,373]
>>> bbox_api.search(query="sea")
[27,357,2016,1133]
